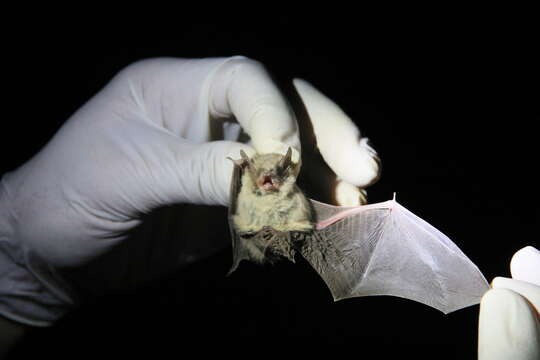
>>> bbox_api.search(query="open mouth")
[261,175,276,190]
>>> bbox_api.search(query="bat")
[227,148,490,314]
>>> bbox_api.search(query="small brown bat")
[227,148,490,314]
[228,147,315,267]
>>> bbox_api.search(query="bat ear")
[279,147,293,171]
[240,150,257,179]
[239,150,251,162]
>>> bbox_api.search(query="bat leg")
[236,227,307,265]
[285,231,296,264]
[256,227,296,264]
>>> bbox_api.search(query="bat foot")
[239,227,300,265]
[263,229,297,264]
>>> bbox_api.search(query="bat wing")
[301,197,490,314]
[227,158,250,275]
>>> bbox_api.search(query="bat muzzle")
[258,174,280,191]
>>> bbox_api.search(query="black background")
[3,12,538,359]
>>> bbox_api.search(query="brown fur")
[231,150,314,263]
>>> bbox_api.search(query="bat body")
[229,148,314,264]
[228,149,490,314]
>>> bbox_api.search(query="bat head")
[240,147,297,194]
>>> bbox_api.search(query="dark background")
[3,13,537,359]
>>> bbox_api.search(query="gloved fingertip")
[251,139,301,164]
[491,276,512,288]
[224,142,256,159]
[480,287,515,313]
[511,246,540,286]
[349,142,381,187]
[479,288,540,360]
[490,276,540,313]
[174,141,255,207]
[292,78,381,187]
[334,181,367,206]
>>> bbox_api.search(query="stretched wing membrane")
[302,198,490,314]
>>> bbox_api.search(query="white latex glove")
[478,246,540,359]
[0,56,380,327]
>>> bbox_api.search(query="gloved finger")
[478,288,540,360]
[491,277,540,313]
[164,140,255,207]
[208,57,301,162]
[334,180,368,206]
[129,136,254,208]
[106,57,237,141]
[511,246,540,286]
[292,79,381,189]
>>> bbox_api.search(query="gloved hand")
[478,246,540,359]
[0,56,380,327]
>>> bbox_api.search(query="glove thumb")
[154,140,254,207]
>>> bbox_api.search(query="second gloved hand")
[478,246,540,360]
